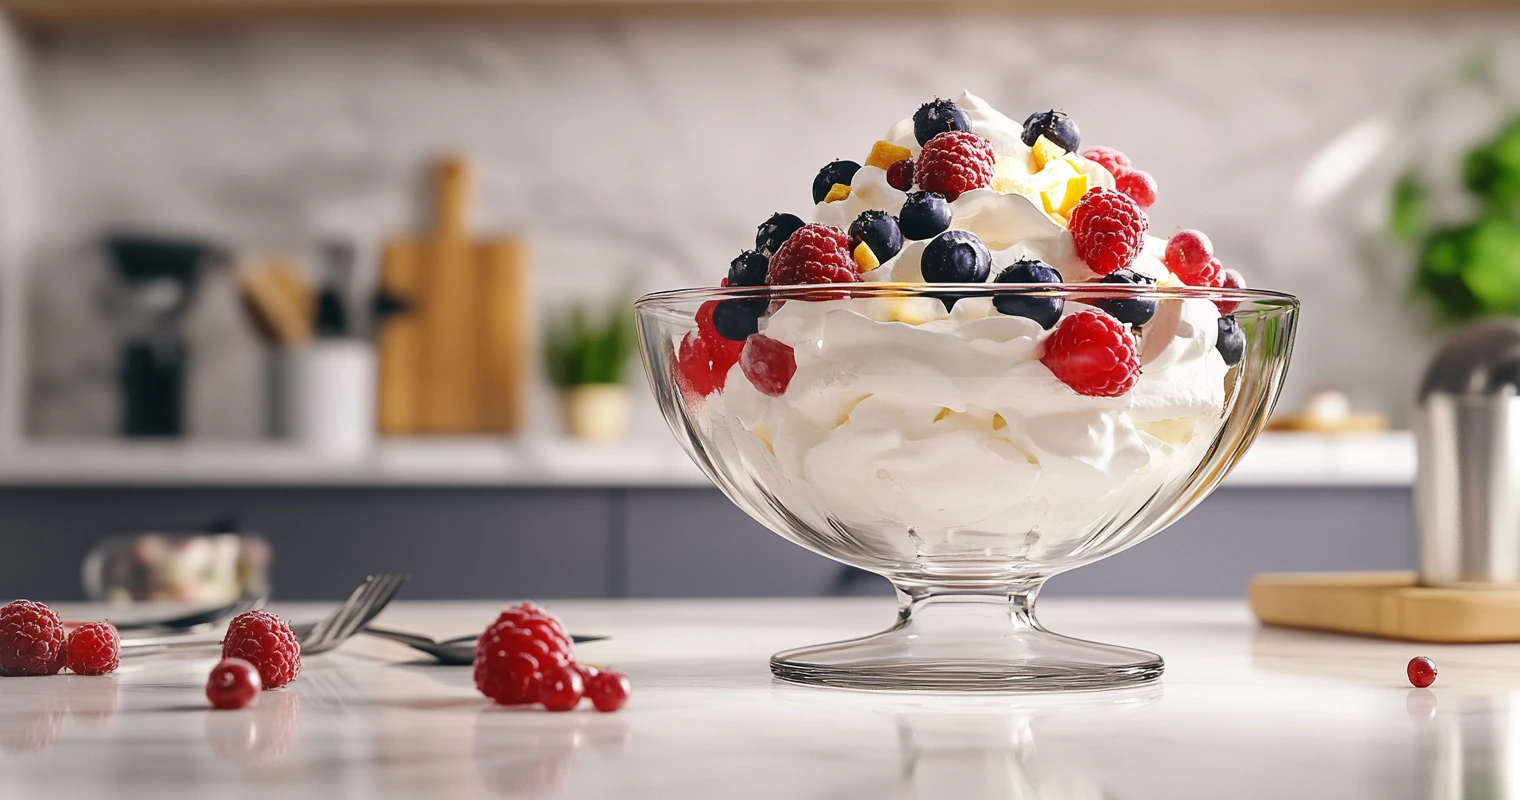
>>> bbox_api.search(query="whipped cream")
[716,92,1233,557]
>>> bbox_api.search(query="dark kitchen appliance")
[106,235,223,437]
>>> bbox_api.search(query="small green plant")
[545,294,637,388]
[1395,116,1520,322]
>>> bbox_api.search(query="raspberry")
[221,610,301,689]
[1082,146,1131,176]
[64,621,119,676]
[1040,309,1140,398]
[740,334,797,397]
[586,670,631,713]
[915,131,995,201]
[206,657,262,709]
[1215,267,1246,315]
[766,223,860,286]
[0,600,66,677]
[1068,187,1148,275]
[1163,229,1217,286]
[886,159,914,191]
[539,665,585,712]
[1115,169,1157,209]
[474,602,576,707]
[675,302,744,397]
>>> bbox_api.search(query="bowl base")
[770,591,1163,692]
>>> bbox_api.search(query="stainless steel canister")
[1416,320,1520,587]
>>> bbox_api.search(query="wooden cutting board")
[1249,571,1520,643]
[378,155,528,435]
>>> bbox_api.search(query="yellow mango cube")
[852,242,880,273]
[1056,174,1089,216]
[864,140,913,171]
[824,183,851,203]
[1030,135,1067,172]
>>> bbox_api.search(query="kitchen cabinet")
[0,484,1415,601]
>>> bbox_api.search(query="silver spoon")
[363,625,609,666]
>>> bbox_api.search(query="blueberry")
[992,259,1064,329]
[812,160,862,204]
[1217,315,1245,366]
[727,250,769,287]
[847,210,903,263]
[898,191,953,241]
[913,98,971,146]
[712,298,767,342]
[755,213,805,258]
[1021,110,1080,152]
[1093,269,1157,326]
[921,230,991,284]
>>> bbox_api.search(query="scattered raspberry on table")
[64,621,120,676]
[0,599,67,677]
[221,610,302,689]
[474,601,630,712]
[475,601,575,706]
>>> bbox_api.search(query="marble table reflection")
[0,599,1516,799]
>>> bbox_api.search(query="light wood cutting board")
[378,155,529,435]
[1249,571,1520,643]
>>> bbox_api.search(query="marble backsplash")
[6,11,1520,439]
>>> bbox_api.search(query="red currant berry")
[539,665,585,712]
[586,671,631,713]
[1215,267,1246,315]
[206,658,263,710]
[1408,656,1437,688]
[886,159,914,192]
[576,664,600,685]
[1163,229,1218,286]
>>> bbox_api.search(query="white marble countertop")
[0,597,1510,799]
[0,430,1415,488]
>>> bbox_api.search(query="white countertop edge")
[0,430,1416,488]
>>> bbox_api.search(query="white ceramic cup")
[274,340,376,457]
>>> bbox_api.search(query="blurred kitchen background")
[0,2,1513,602]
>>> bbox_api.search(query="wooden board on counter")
[378,155,529,436]
[1249,571,1520,644]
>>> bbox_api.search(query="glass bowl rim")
[635,282,1300,311]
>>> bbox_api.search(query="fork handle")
[119,638,223,658]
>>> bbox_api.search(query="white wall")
[15,14,1520,438]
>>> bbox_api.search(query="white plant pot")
[562,384,630,442]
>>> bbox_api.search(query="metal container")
[1416,320,1520,587]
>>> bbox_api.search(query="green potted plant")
[1393,114,1520,323]
[545,294,637,442]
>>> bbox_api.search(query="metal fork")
[120,574,408,658]
[289,573,407,655]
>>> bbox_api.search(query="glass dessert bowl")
[636,282,1297,691]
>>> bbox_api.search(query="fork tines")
[302,573,409,652]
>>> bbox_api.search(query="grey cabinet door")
[623,489,890,598]
[0,488,617,600]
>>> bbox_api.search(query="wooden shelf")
[2,0,1512,28]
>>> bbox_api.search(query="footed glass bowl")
[636,283,1297,691]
